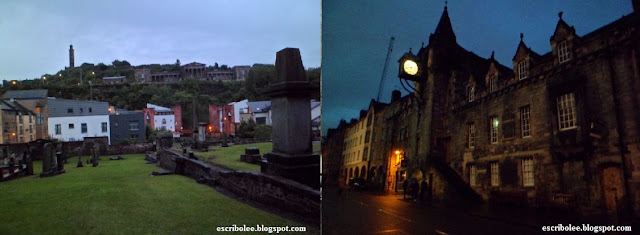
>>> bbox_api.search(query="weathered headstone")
[40,143,58,177]
[76,147,84,167]
[25,152,33,175]
[261,48,320,189]
[92,144,99,167]
[240,147,262,164]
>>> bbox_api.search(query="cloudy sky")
[0,0,320,80]
[322,0,633,135]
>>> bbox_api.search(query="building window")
[80,108,84,113]
[467,123,475,148]
[19,126,23,134]
[558,41,571,63]
[18,115,23,124]
[69,123,74,129]
[162,119,167,124]
[557,93,577,130]
[491,162,500,186]
[89,108,92,113]
[67,108,73,114]
[101,122,108,133]
[130,121,139,131]
[81,123,87,133]
[490,117,499,144]
[489,75,498,93]
[469,165,477,186]
[522,158,534,187]
[467,86,475,102]
[29,115,32,123]
[36,107,43,124]
[518,60,528,80]
[55,124,62,135]
[520,106,531,137]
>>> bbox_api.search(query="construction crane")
[377,36,395,102]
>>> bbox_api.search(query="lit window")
[518,60,528,80]
[520,106,531,137]
[490,117,499,144]
[489,75,497,92]
[469,165,477,186]
[467,123,475,148]
[558,41,571,63]
[522,158,534,187]
[467,86,475,102]
[557,93,577,130]
[491,162,500,186]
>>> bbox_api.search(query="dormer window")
[467,86,475,102]
[517,60,528,80]
[558,40,571,63]
[489,75,498,93]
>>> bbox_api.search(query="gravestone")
[76,147,84,167]
[92,144,100,167]
[260,48,320,189]
[240,147,262,164]
[40,142,61,177]
[24,152,33,175]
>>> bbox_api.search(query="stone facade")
[327,4,640,220]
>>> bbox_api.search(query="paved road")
[322,188,539,235]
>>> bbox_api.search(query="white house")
[47,98,111,144]
[229,99,248,124]
[144,103,175,132]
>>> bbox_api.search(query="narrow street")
[322,188,539,235]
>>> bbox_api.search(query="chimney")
[391,90,401,103]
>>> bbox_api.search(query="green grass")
[196,141,321,172]
[0,154,313,234]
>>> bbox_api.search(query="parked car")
[349,177,367,191]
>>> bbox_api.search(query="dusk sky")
[0,0,320,80]
[322,0,633,135]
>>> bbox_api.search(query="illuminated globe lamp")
[398,49,422,81]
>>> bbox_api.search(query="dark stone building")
[109,110,146,144]
[328,2,640,221]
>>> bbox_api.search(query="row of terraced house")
[324,3,640,221]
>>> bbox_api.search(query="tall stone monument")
[261,48,319,189]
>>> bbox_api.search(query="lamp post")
[89,81,93,100]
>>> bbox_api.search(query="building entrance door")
[601,166,624,214]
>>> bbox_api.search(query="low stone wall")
[107,144,153,155]
[149,149,320,220]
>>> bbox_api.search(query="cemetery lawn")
[0,154,311,234]
[199,141,322,172]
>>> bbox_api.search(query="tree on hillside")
[245,64,276,101]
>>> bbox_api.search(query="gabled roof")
[146,103,172,112]
[183,62,206,67]
[0,100,33,114]
[2,89,48,100]
[247,101,271,113]
[513,34,542,61]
